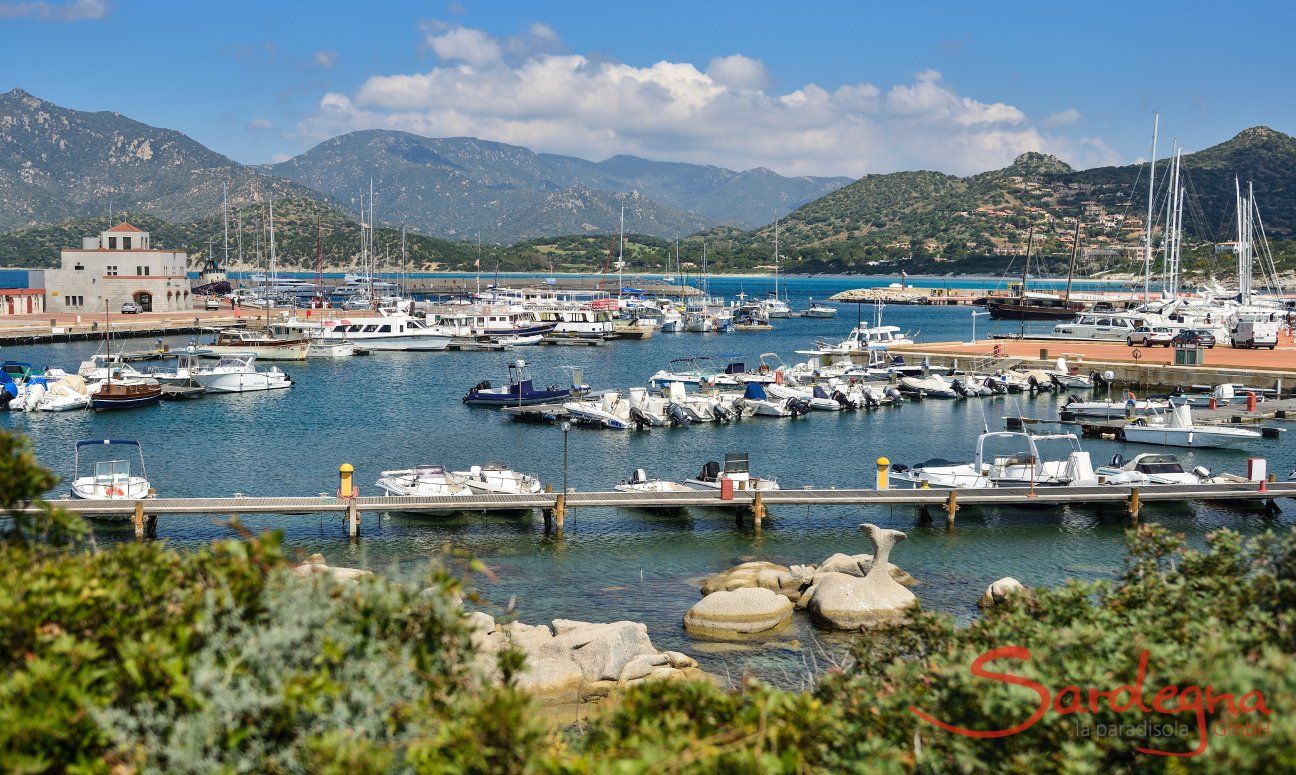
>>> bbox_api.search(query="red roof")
[106,222,143,233]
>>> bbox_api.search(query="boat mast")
[1064,217,1082,302]
[1236,178,1253,299]
[1142,113,1159,303]
[266,195,276,325]
[315,217,323,299]
[1020,222,1034,296]
[773,218,780,303]
[368,178,376,305]
[222,181,229,271]
[103,300,111,389]
[1168,148,1185,298]
[618,202,625,294]
[1160,143,1178,297]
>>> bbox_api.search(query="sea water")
[2,275,1289,680]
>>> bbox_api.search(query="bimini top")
[75,439,142,449]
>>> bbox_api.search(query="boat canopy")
[743,382,768,400]
[75,439,142,449]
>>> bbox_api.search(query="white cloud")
[269,152,292,163]
[312,49,338,69]
[245,118,276,131]
[297,22,1116,176]
[1044,107,1082,126]
[0,0,107,21]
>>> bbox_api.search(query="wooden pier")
[29,481,1294,540]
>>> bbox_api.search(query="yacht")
[534,307,615,339]
[70,439,153,503]
[889,432,1095,489]
[201,328,310,361]
[803,300,837,318]
[191,354,293,393]
[309,311,452,351]
[683,453,779,492]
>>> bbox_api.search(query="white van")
[1231,320,1279,349]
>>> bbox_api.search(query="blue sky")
[2,0,1293,176]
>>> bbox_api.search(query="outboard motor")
[667,403,691,426]
[952,379,973,398]
[787,398,812,416]
[700,461,721,482]
[884,386,903,403]
[1090,370,1108,389]
[1110,454,1125,468]
[832,389,852,408]
[629,406,650,430]
[984,377,1006,395]
[712,401,734,422]
[1192,465,1212,481]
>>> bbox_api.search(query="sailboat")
[986,222,1085,320]
[763,219,793,318]
[90,302,162,411]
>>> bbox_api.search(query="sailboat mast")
[773,218,780,301]
[1160,144,1177,294]
[1065,217,1082,302]
[368,178,375,303]
[1142,113,1159,303]
[222,181,229,269]
[1020,222,1034,295]
[315,217,323,298]
[618,203,625,293]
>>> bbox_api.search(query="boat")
[986,222,1088,320]
[306,341,363,358]
[463,360,578,406]
[375,465,475,511]
[659,310,683,333]
[1094,453,1212,485]
[147,354,203,387]
[450,462,543,495]
[38,375,92,412]
[682,453,779,492]
[77,352,148,381]
[563,391,633,430]
[201,328,310,360]
[898,373,961,399]
[1049,358,1094,390]
[889,432,1096,489]
[88,324,163,412]
[615,470,698,495]
[737,381,810,417]
[1120,404,1263,449]
[802,300,837,318]
[1062,395,1170,419]
[307,310,453,351]
[766,382,843,411]
[70,439,154,503]
[191,354,293,393]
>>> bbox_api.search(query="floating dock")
[30,481,1294,540]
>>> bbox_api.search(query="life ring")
[108,486,125,497]
[1132,349,1142,360]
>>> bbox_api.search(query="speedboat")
[737,381,810,417]
[1121,404,1262,449]
[802,300,837,318]
[77,353,148,381]
[1166,383,1272,407]
[683,453,779,492]
[1048,358,1094,390]
[648,357,740,389]
[889,432,1096,489]
[1094,453,1210,485]
[201,328,310,361]
[450,462,543,495]
[147,354,203,386]
[615,468,696,493]
[563,391,633,430]
[464,360,576,406]
[375,465,475,509]
[191,354,292,393]
[626,386,682,427]
[70,439,153,504]
[663,381,738,423]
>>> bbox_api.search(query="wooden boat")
[90,302,161,411]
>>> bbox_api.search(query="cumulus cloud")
[1044,107,1082,126]
[296,22,1116,176]
[246,118,276,131]
[0,0,107,21]
[312,49,338,69]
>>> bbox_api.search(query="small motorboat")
[70,439,154,504]
[683,453,780,492]
[737,381,810,417]
[147,354,203,387]
[306,341,362,358]
[1048,358,1094,390]
[563,391,633,430]
[39,375,92,411]
[766,382,843,411]
[191,354,292,394]
[1120,404,1263,449]
[1166,383,1273,407]
[1062,395,1171,419]
[899,373,961,399]
[889,432,1096,489]
[375,465,475,499]
[1094,453,1211,485]
[615,469,696,494]
[450,462,543,495]
[76,353,148,381]
[802,300,837,318]
[463,359,576,406]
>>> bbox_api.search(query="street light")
[971,309,991,344]
[561,421,571,495]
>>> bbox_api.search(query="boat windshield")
[93,459,130,485]
[1135,461,1185,474]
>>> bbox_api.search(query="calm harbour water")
[3,274,1290,678]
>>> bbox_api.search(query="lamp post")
[561,421,571,494]
[971,309,991,344]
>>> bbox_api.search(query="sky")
[2,0,1293,178]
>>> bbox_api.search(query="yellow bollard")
[339,463,356,498]
[876,457,890,490]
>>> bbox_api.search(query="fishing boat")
[682,453,780,492]
[202,328,310,360]
[802,300,837,318]
[70,439,153,503]
[463,360,578,406]
[1120,404,1263,449]
[889,432,1096,489]
[191,354,292,394]
[375,465,475,510]
[450,463,543,495]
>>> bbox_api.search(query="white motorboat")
[201,328,311,360]
[615,469,695,493]
[663,382,738,423]
[626,386,683,427]
[802,300,837,318]
[1094,453,1210,485]
[306,341,361,358]
[450,463,543,495]
[766,382,843,411]
[191,354,293,394]
[1062,395,1171,419]
[899,373,961,399]
[1167,383,1272,407]
[308,310,453,351]
[683,453,779,492]
[147,354,202,386]
[375,465,475,508]
[37,375,92,412]
[660,311,683,332]
[563,391,633,430]
[648,357,741,389]
[1048,358,1094,390]
[737,381,810,417]
[77,353,148,381]
[70,439,154,504]
[889,432,1096,489]
[1121,404,1262,449]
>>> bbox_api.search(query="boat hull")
[1120,427,1258,449]
[91,391,161,411]
[202,344,309,361]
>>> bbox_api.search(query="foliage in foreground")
[2,426,1294,772]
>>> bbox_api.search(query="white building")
[44,223,191,313]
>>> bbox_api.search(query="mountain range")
[0,88,847,242]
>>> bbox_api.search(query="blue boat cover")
[813,385,831,400]
[75,439,141,448]
[743,382,768,400]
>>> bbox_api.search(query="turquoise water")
[2,275,1288,679]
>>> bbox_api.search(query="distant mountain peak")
[1006,151,1073,176]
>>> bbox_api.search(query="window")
[144,266,150,276]
[108,237,117,249]
[377,325,391,333]
[74,263,84,271]
[122,237,131,250]
[106,265,117,276]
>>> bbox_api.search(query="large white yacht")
[299,311,453,351]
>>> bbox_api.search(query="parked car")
[1127,326,1174,347]
[120,301,143,314]
[204,296,222,310]
[1172,329,1216,349]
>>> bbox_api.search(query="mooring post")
[1128,487,1141,524]
[876,457,890,490]
[945,490,958,526]
[339,463,359,539]
[346,502,360,539]
[133,501,146,541]
[554,493,566,537]
[752,491,765,533]
[542,483,554,533]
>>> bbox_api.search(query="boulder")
[498,621,555,652]
[549,620,658,682]
[979,577,1029,608]
[684,587,794,639]
[619,653,670,682]
[293,554,373,582]
[806,525,917,629]
[515,655,585,701]
[814,552,915,587]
